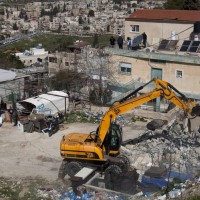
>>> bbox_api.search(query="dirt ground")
[0,108,200,199]
[0,120,147,181]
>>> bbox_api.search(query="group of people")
[110,35,123,49]
[109,32,147,50]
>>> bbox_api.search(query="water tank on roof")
[190,22,200,40]
[171,31,176,40]
[193,22,200,33]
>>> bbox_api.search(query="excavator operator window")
[102,123,122,154]
[109,124,122,151]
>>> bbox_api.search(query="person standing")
[127,37,132,50]
[117,34,123,49]
[8,106,13,123]
[12,109,18,126]
[109,36,116,48]
[142,32,147,48]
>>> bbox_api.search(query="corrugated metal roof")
[0,69,16,82]
[126,10,200,22]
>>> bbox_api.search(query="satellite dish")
[132,34,143,47]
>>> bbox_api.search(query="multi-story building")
[108,10,200,103]
[125,9,200,47]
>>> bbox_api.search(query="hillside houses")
[2,1,200,108]
[0,0,166,38]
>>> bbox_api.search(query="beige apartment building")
[108,49,200,100]
[125,10,200,47]
[48,52,81,76]
[106,9,200,102]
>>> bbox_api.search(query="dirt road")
[0,121,147,181]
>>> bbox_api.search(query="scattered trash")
[168,189,181,198]
[157,194,166,200]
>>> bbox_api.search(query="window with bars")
[119,62,132,74]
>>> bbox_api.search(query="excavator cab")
[101,123,123,156]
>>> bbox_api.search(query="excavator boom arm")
[97,78,197,145]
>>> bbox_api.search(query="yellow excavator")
[59,78,200,178]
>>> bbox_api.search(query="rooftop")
[126,10,200,23]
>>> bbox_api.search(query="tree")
[13,22,18,30]
[78,16,84,25]
[52,6,58,15]
[92,33,99,48]
[164,0,200,10]
[182,0,200,10]
[81,48,114,105]
[113,5,121,11]
[57,24,62,33]
[19,10,23,18]
[50,15,53,22]
[113,0,122,5]
[132,3,137,7]
[63,3,66,12]
[0,53,24,69]
[83,26,90,30]
[41,8,45,17]
[88,10,94,17]
[50,70,88,92]
[24,14,28,21]
[164,0,184,9]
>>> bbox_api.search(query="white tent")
[19,91,69,115]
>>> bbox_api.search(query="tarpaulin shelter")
[19,91,69,115]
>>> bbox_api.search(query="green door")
[151,68,162,79]
[151,68,162,112]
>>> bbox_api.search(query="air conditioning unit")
[146,47,155,53]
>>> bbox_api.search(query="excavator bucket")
[146,119,168,131]
[192,104,200,116]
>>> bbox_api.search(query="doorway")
[151,68,162,79]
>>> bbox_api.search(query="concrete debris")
[122,116,200,177]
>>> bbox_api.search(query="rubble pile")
[122,116,200,176]
[125,137,200,175]
[117,115,200,199]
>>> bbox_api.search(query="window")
[49,57,57,63]
[176,70,182,78]
[119,62,132,74]
[130,25,139,32]
[150,59,166,64]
